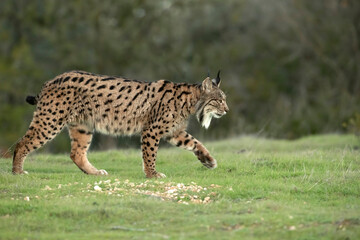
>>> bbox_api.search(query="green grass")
[0,134,359,239]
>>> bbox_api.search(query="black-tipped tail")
[25,96,37,105]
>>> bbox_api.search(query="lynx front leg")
[68,124,108,175]
[141,129,166,178]
[166,131,217,169]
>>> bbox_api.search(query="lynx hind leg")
[167,131,217,169]
[13,114,65,174]
[68,123,108,175]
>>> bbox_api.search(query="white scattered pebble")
[167,189,177,194]
[24,196,30,201]
[179,200,189,205]
[289,226,296,231]
[94,185,102,191]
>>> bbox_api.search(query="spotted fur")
[12,70,229,178]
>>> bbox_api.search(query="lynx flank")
[13,70,228,178]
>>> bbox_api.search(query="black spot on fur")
[102,77,116,81]
[177,91,191,99]
[85,79,93,85]
[158,81,170,92]
[131,90,143,101]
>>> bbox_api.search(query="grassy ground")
[0,134,359,239]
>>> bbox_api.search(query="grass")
[0,134,359,239]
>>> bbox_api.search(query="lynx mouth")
[201,112,225,129]
[213,112,225,118]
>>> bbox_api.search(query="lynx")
[13,70,228,178]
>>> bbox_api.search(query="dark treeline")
[0,0,359,154]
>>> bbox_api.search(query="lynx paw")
[197,153,218,169]
[203,159,217,169]
[95,169,108,175]
[12,170,29,175]
[146,172,166,178]
[155,172,166,178]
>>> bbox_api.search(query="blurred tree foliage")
[0,0,359,153]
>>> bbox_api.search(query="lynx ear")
[211,70,221,87]
[202,77,213,92]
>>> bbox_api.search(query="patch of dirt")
[86,179,222,204]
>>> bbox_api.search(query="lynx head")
[196,70,229,129]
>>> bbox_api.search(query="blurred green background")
[0,0,359,155]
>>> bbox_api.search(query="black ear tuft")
[212,70,221,87]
